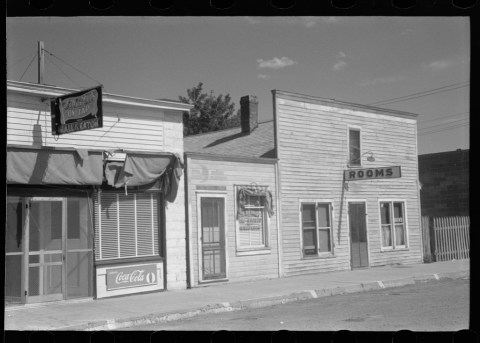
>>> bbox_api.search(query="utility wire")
[418,123,469,136]
[367,81,469,106]
[8,50,37,70]
[19,53,37,82]
[418,111,469,124]
[45,54,82,88]
[43,48,103,86]
[418,118,469,132]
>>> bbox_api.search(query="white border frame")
[298,198,336,259]
[195,191,229,283]
[234,185,271,255]
[346,124,363,167]
[346,199,370,269]
[377,199,409,251]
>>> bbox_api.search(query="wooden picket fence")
[432,216,470,261]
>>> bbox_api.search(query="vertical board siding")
[276,96,423,276]
[433,216,470,261]
[188,158,279,286]
[7,94,167,151]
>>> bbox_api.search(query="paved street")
[122,278,469,331]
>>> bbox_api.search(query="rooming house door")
[349,202,369,269]
[200,197,226,280]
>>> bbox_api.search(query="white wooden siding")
[187,158,279,286]
[275,95,422,276]
[7,93,170,151]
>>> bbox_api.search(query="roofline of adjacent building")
[183,119,274,140]
[418,148,469,157]
[7,80,194,112]
[184,152,278,164]
[272,89,419,119]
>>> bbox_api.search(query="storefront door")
[349,202,369,269]
[200,197,226,280]
[27,198,65,303]
[5,195,94,304]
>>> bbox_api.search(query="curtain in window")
[237,186,274,218]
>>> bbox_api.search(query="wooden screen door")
[26,198,65,303]
[200,197,226,280]
[349,202,369,269]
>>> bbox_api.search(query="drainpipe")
[184,153,191,288]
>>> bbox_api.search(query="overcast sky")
[7,16,469,154]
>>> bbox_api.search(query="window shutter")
[99,192,119,259]
[118,194,136,258]
[136,193,156,256]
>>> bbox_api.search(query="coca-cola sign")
[106,264,158,290]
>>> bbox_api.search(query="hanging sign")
[344,166,401,181]
[106,264,158,291]
[51,86,103,135]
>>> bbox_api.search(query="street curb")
[54,271,469,331]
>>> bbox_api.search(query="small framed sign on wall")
[51,85,103,135]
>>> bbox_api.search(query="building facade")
[418,149,469,218]
[6,80,192,304]
[273,90,424,276]
[184,96,281,286]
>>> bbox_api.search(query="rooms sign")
[344,166,401,181]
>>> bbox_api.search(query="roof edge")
[272,89,419,119]
[185,152,278,164]
[7,80,193,112]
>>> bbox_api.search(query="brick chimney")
[240,95,258,134]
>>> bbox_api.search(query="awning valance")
[237,185,274,218]
[105,152,184,203]
[7,147,104,185]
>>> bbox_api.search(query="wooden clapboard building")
[6,80,192,304]
[184,90,423,283]
[183,96,281,286]
[273,90,423,276]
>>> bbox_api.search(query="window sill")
[236,248,271,256]
[95,255,164,267]
[380,247,409,253]
[198,278,229,285]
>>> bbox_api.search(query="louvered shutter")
[99,192,120,259]
[136,193,156,256]
[118,194,136,258]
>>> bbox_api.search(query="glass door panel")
[201,197,226,280]
[27,199,64,303]
[6,197,24,304]
[66,197,93,299]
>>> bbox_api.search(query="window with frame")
[349,128,361,166]
[380,201,407,249]
[95,191,161,260]
[236,188,269,250]
[301,203,333,256]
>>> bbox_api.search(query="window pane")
[395,225,405,246]
[118,194,136,258]
[318,229,331,252]
[349,129,361,165]
[302,204,316,228]
[382,225,392,247]
[317,204,330,228]
[380,202,391,224]
[100,193,119,259]
[393,202,404,223]
[303,229,317,255]
[67,200,80,239]
[6,200,23,253]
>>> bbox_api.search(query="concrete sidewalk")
[4,259,469,331]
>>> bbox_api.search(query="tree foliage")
[179,82,240,136]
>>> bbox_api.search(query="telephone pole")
[38,41,44,84]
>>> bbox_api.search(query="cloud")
[286,16,339,28]
[337,51,347,59]
[400,28,414,36]
[244,16,261,24]
[257,74,271,79]
[426,60,454,70]
[333,60,347,71]
[257,57,297,69]
[360,76,406,86]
